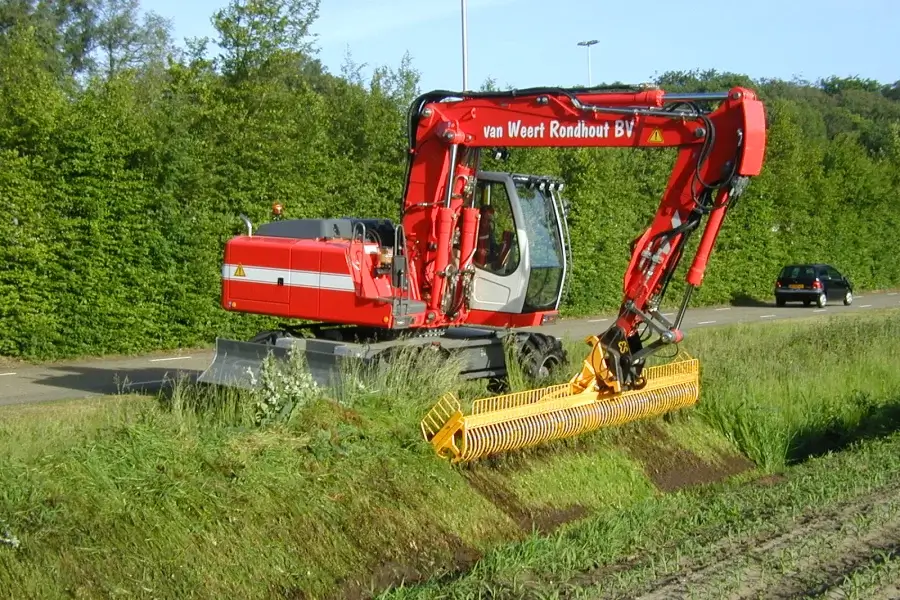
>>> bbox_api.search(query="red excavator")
[199,84,767,463]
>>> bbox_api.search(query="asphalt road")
[2,291,898,407]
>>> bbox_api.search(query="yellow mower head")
[420,337,700,464]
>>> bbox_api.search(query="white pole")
[587,46,592,86]
[461,0,469,91]
[577,39,598,87]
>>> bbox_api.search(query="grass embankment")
[1,309,899,599]
[388,422,900,599]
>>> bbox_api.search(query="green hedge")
[1,11,899,361]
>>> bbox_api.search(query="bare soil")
[463,469,591,535]
[619,423,754,492]
[596,479,900,600]
[861,581,900,600]
[330,533,482,600]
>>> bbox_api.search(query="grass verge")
[1,308,899,599]
[384,424,900,599]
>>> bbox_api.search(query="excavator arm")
[405,85,765,392]
[415,85,768,462]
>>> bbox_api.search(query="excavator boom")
[416,85,767,462]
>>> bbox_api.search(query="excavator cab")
[468,172,571,317]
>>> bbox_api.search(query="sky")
[142,0,899,92]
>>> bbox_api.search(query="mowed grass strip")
[383,423,900,599]
[0,309,898,599]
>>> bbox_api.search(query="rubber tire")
[816,292,827,308]
[776,296,786,307]
[517,333,567,383]
[844,290,853,306]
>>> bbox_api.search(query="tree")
[0,0,97,79]
[92,0,172,78]
[211,0,320,78]
[820,75,883,96]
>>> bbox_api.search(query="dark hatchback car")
[775,263,853,308]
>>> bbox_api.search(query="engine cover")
[255,218,396,246]
[219,220,398,327]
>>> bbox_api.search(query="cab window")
[472,181,520,276]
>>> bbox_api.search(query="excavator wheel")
[483,333,567,394]
[518,333,567,384]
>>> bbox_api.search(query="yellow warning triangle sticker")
[234,264,246,277]
[648,128,664,144]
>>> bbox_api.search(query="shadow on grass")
[787,396,900,465]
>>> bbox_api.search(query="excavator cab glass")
[472,181,520,275]
[515,178,569,312]
[468,171,570,315]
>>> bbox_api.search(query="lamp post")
[577,39,598,86]
[461,0,469,91]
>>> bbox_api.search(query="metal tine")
[446,377,699,462]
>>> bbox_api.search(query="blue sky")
[143,0,898,92]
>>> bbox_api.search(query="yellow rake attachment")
[420,353,700,463]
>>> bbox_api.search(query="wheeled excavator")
[199,84,767,463]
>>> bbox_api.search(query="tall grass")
[689,309,900,470]
[551,309,900,471]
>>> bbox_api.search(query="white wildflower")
[251,348,320,426]
[1,525,20,549]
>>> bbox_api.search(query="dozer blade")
[197,338,290,389]
[197,337,352,389]
[420,356,699,463]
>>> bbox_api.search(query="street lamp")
[577,39,598,86]
[461,0,469,91]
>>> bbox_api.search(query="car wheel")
[776,296,786,307]
[816,292,827,308]
[844,290,853,306]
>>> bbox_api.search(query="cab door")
[468,174,529,314]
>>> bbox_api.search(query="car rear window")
[780,265,817,279]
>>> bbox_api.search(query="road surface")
[1,291,898,407]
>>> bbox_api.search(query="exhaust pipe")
[239,214,253,236]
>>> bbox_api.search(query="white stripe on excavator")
[149,356,193,363]
[222,264,355,291]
